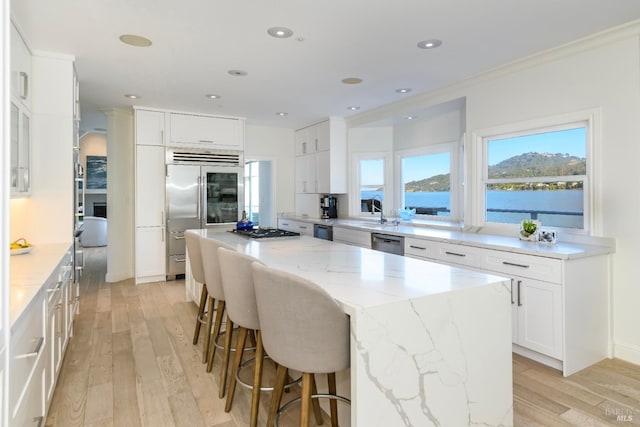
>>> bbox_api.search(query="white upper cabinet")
[169,113,244,150]
[135,109,166,146]
[294,118,346,194]
[10,23,32,110]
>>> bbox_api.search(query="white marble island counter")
[195,230,513,426]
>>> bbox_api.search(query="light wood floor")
[45,247,640,426]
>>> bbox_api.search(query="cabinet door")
[294,129,307,156]
[135,227,166,282]
[170,114,242,149]
[333,227,372,248]
[515,278,563,359]
[295,154,317,194]
[10,24,31,108]
[135,145,165,227]
[316,150,330,194]
[46,294,63,403]
[135,110,165,146]
[10,102,31,196]
[316,120,330,151]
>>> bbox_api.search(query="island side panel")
[350,281,513,427]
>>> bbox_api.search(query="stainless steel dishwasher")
[371,233,404,255]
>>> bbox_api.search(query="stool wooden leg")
[249,330,264,427]
[192,284,207,345]
[300,372,313,427]
[267,365,288,427]
[328,372,338,427]
[202,295,215,363]
[207,300,225,372]
[225,326,248,412]
[311,374,324,425]
[219,315,234,398]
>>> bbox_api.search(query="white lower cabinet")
[510,277,563,359]
[13,355,45,427]
[332,226,371,248]
[135,227,167,283]
[277,219,313,236]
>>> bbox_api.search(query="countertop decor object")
[519,219,540,241]
[398,208,416,221]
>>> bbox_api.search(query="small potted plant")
[519,219,540,241]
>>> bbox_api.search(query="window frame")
[472,109,600,236]
[350,151,393,218]
[394,141,461,221]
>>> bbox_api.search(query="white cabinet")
[9,290,45,425]
[10,23,32,109]
[134,110,167,284]
[433,242,484,269]
[510,277,563,359]
[170,113,244,150]
[294,118,346,194]
[404,237,437,260]
[135,227,167,282]
[332,226,371,248]
[10,100,31,196]
[295,155,318,194]
[136,110,166,146]
[278,218,313,236]
[0,347,5,426]
[135,145,165,227]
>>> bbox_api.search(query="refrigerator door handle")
[197,175,202,220]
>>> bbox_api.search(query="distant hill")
[405,152,586,192]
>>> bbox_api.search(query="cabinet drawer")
[434,242,484,268]
[484,250,561,283]
[404,237,437,260]
[12,354,45,427]
[10,292,45,415]
[170,113,242,149]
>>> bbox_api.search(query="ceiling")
[11,1,640,132]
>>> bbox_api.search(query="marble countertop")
[281,216,614,260]
[195,230,509,315]
[10,242,72,327]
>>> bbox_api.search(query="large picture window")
[482,123,589,230]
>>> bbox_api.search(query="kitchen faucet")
[370,196,387,224]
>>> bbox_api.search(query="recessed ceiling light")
[404,115,416,120]
[417,39,442,49]
[205,94,221,99]
[267,27,294,38]
[119,34,152,47]
[347,106,360,111]
[228,70,248,76]
[342,77,363,85]
[396,88,412,94]
[276,112,288,116]
[124,94,140,99]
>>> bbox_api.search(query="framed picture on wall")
[86,155,107,190]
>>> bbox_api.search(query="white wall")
[348,25,640,364]
[245,125,295,217]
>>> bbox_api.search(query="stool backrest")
[185,231,205,284]
[251,263,350,374]
[200,237,235,300]
[218,248,264,331]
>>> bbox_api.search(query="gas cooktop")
[230,228,301,239]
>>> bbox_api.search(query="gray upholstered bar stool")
[184,230,214,363]
[200,236,243,397]
[252,263,351,427]
[217,247,267,427]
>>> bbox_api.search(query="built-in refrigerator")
[165,148,244,277]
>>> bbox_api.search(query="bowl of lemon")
[10,238,33,255]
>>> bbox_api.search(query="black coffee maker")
[320,195,338,219]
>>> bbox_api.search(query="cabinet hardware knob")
[16,336,44,359]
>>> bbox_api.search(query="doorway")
[244,160,275,227]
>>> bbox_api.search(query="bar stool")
[217,247,267,427]
[252,263,351,427]
[199,237,242,397]
[185,231,214,363]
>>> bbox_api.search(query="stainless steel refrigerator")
[165,148,244,277]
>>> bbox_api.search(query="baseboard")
[614,342,640,365]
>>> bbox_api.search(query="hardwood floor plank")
[112,330,142,427]
[84,382,113,425]
[137,378,176,427]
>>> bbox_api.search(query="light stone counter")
[282,216,614,260]
[10,242,71,327]
[196,230,513,426]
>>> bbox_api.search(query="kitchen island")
[193,229,513,427]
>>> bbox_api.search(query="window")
[396,143,459,219]
[481,122,589,230]
[244,161,260,224]
[359,158,385,213]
